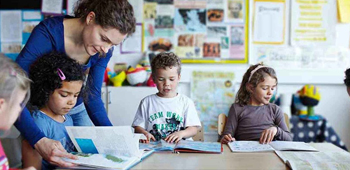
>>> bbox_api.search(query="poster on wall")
[142,0,249,64]
[191,71,235,134]
[290,0,337,46]
[252,0,285,45]
[121,24,143,53]
[0,10,43,60]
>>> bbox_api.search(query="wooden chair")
[192,122,204,141]
[218,113,227,136]
[284,113,290,130]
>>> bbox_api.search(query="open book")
[227,141,318,152]
[64,126,154,169]
[275,150,350,170]
[140,140,222,154]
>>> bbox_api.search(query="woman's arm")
[83,49,114,126]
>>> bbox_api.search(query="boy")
[132,52,201,143]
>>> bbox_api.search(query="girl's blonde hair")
[235,63,277,106]
[0,53,31,106]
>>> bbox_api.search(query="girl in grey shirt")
[221,63,292,144]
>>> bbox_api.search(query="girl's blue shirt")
[15,16,113,147]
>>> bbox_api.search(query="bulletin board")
[248,0,350,82]
[137,0,250,64]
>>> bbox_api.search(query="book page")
[227,141,274,152]
[269,141,318,151]
[275,151,350,170]
[175,140,222,153]
[63,152,139,169]
[66,126,141,158]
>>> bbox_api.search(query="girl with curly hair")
[15,0,136,167]
[220,63,292,144]
[22,52,85,169]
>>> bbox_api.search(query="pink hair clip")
[57,68,66,81]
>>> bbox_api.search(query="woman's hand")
[259,126,277,144]
[220,134,236,144]
[140,132,156,143]
[164,131,185,143]
[34,137,77,167]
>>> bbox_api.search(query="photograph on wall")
[155,15,174,28]
[207,26,227,38]
[177,34,195,46]
[221,37,229,49]
[174,9,207,32]
[230,25,245,59]
[203,42,220,57]
[226,0,244,22]
[207,9,224,22]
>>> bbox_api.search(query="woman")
[15,0,136,167]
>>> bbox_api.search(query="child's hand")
[259,126,277,144]
[164,131,184,143]
[140,132,155,143]
[221,134,235,144]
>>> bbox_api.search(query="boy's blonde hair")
[235,63,277,106]
[0,53,31,106]
[151,52,181,79]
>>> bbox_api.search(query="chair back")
[284,113,290,130]
[218,113,227,135]
[193,122,204,141]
